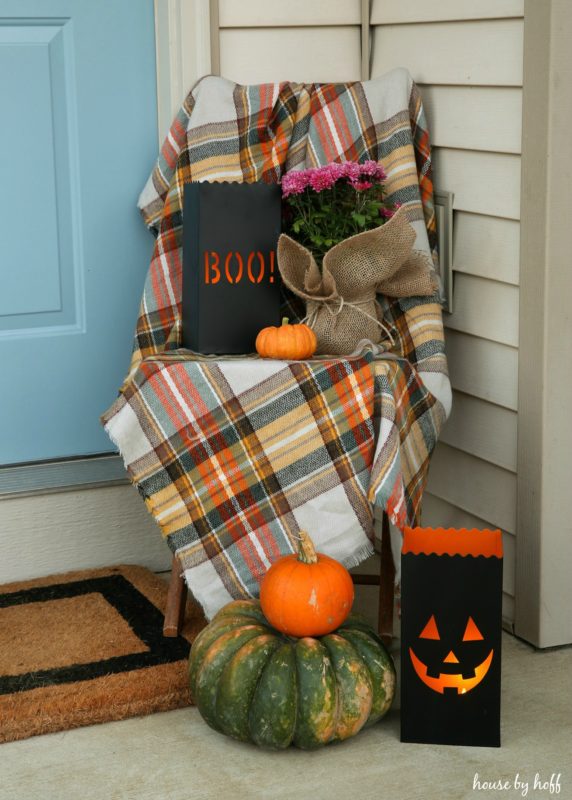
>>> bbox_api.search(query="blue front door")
[0,0,157,464]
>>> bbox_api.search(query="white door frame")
[516,0,572,648]
[153,0,216,143]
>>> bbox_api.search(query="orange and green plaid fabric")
[104,353,383,618]
[103,69,451,618]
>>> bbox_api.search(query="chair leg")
[350,512,396,646]
[163,555,187,637]
[377,512,395,647]
[163,517,396,642]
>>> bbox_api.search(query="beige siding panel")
[371,20,524,87]
[503,593,515,625]
[0,485,171,584]
[445,274,519,347]
[441,392,518,471]
[427,443,517,533]
[420,86,522,154]
[371,0,524,25]
[453,212,520,286]
[219,0,361,27]
[219,27,361,84]
[502,536,516,598]
[422,493,516,596]
[432,148,521,220]
[445,330,519,411]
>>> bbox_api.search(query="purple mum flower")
[281,170,311,197]
[309,166,340,191]
[341,162,361,181]
[359,160,387,181]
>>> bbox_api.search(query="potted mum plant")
[282,160,397,266]
[279,160,437,355]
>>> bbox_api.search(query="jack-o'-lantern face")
[409,614,494,695]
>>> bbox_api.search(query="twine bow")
[303,297,395,347]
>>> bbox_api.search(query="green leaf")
[351,212,367,227]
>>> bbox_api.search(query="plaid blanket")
[104,353,381,618]
[103,68,451,617]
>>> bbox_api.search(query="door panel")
[0,0,157,464]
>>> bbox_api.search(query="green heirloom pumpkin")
[188,599,395,749]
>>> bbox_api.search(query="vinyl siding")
[0,485,171,585]
[371,1,523,625]
[217,0,363,84]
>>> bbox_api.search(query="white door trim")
[516,0,572,647]
[154,0,214,143]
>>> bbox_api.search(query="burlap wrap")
[278,207,438,355]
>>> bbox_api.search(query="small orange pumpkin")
[256,317,317,360]
[260,531,354,637]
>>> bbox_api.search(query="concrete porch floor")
[0,587,571,800]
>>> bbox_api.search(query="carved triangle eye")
[419,614,440,640]
[463,616,484,641]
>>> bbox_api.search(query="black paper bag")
[400,527,503,747]
[182,182,282,354]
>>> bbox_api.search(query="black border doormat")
[0,565,206,743]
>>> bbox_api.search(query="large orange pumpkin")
[260,531,354,637]
[256,318,317,360]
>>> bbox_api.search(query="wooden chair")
[163,512,395,647]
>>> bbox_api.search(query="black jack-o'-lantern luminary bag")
[400,527,503,747]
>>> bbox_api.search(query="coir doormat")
[0,564,206,744]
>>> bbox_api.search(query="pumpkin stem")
[281,317,289,326]
[297,531,318,564]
